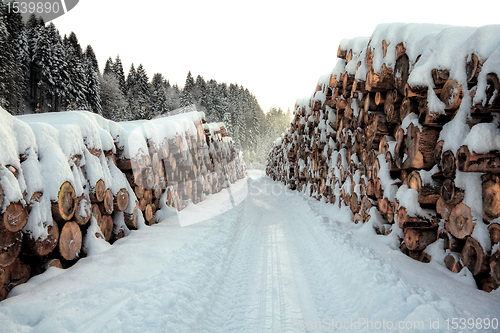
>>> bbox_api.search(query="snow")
[463,122,500,154]
[1,172,498,332]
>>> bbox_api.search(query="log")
[74,195,91,226]
[446,202,475,239]
[461,236,488,276]
[2,202,28,232]
[99,189,114,216]
[97,215,113,242]
[384,90,401,124]
[457,145,500,173]
[6,257,30,289]
[396,206,437,229]
[440,150,456,178]
[124,204,138,230]
[91,203,101,225]
[431,68,449,86]
[400,97,418,121]
[491,250,500,288]
[89,179,106,203]
[439,229,465,252]
[440,178,464,206]
[366,65,394,92]
[404,227,437,251]
[466,53,482,83]
[394,54,410,95]
[114,188,129,212]
[489,223,500,247]
[482,174,500,221]
[440,79,462,110]
[407,170,441,205]
[58,221,82,261]
[22,222,59,257]
[51,182,76,222]
[444,253,463,273]
[0,226,22,267]
[403,124,440,170]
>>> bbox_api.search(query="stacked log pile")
[267,23,500,291]
[0,108,245,300]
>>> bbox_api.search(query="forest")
[0,4,290,165]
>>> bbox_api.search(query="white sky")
[53,0,499,113]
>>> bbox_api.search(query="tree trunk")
[440,178,464,206]
[489,223,500,247]
[457,145,500,173]
[97,215,113,242]
[2,202,28,232]
[404,227,437,251]
[444,253,463,273]
[446,202,475,239]
[58,221,82,261]
[51,182,76,222]
[394,54,410,95]
[440,79,462,110]
[482,174,500,221]
[0,225,22,267]
[124,204,138,230]
[99,188,114,216]
[89,179,106,203]
[440,150,456,178]
[403,124,440,170]
[74,195,91,226]
[22,222,59,257]
[384,90,401,124]
[407,170,441,205]
[114,188,130,212]
[490,250,500,288]
[461,236,488,276]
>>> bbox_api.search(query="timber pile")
[267,23,500,291]
[0,108,245,300]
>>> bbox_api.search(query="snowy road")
[0,170,499,332]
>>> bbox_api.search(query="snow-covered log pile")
[0,107,245,300]
[267,23,500,292]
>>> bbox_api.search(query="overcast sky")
[53,0,499,113]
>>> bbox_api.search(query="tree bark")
[0,225,22,267]
[403,124,440,170]
[22,222,59,257]
[404,227,437,251]
[457,145,500,173]
[394,54,410,95]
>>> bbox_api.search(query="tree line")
[0,5,291,164]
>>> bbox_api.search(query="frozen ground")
[0,170,499,332]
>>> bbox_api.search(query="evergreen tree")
[103,57,114,76]
[180,71,195,107]
[113,55,126,95]
[100,72,127,121]
[83,45,101,114]
[150,73,169,117]
[63,32,87,109]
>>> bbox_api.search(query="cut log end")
[58,222,82,261]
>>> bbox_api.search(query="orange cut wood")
[2,202,28,232]
[51,182,76,222]
[446,202,475,239]
[58,221,82,261]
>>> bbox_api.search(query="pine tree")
[83,45,101,114]
[113,55,126,95]
[100,72,127,121]
[150,73,169,117]
[103,57,114,76]
[63,32,87,109]
[180,71,195,107]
